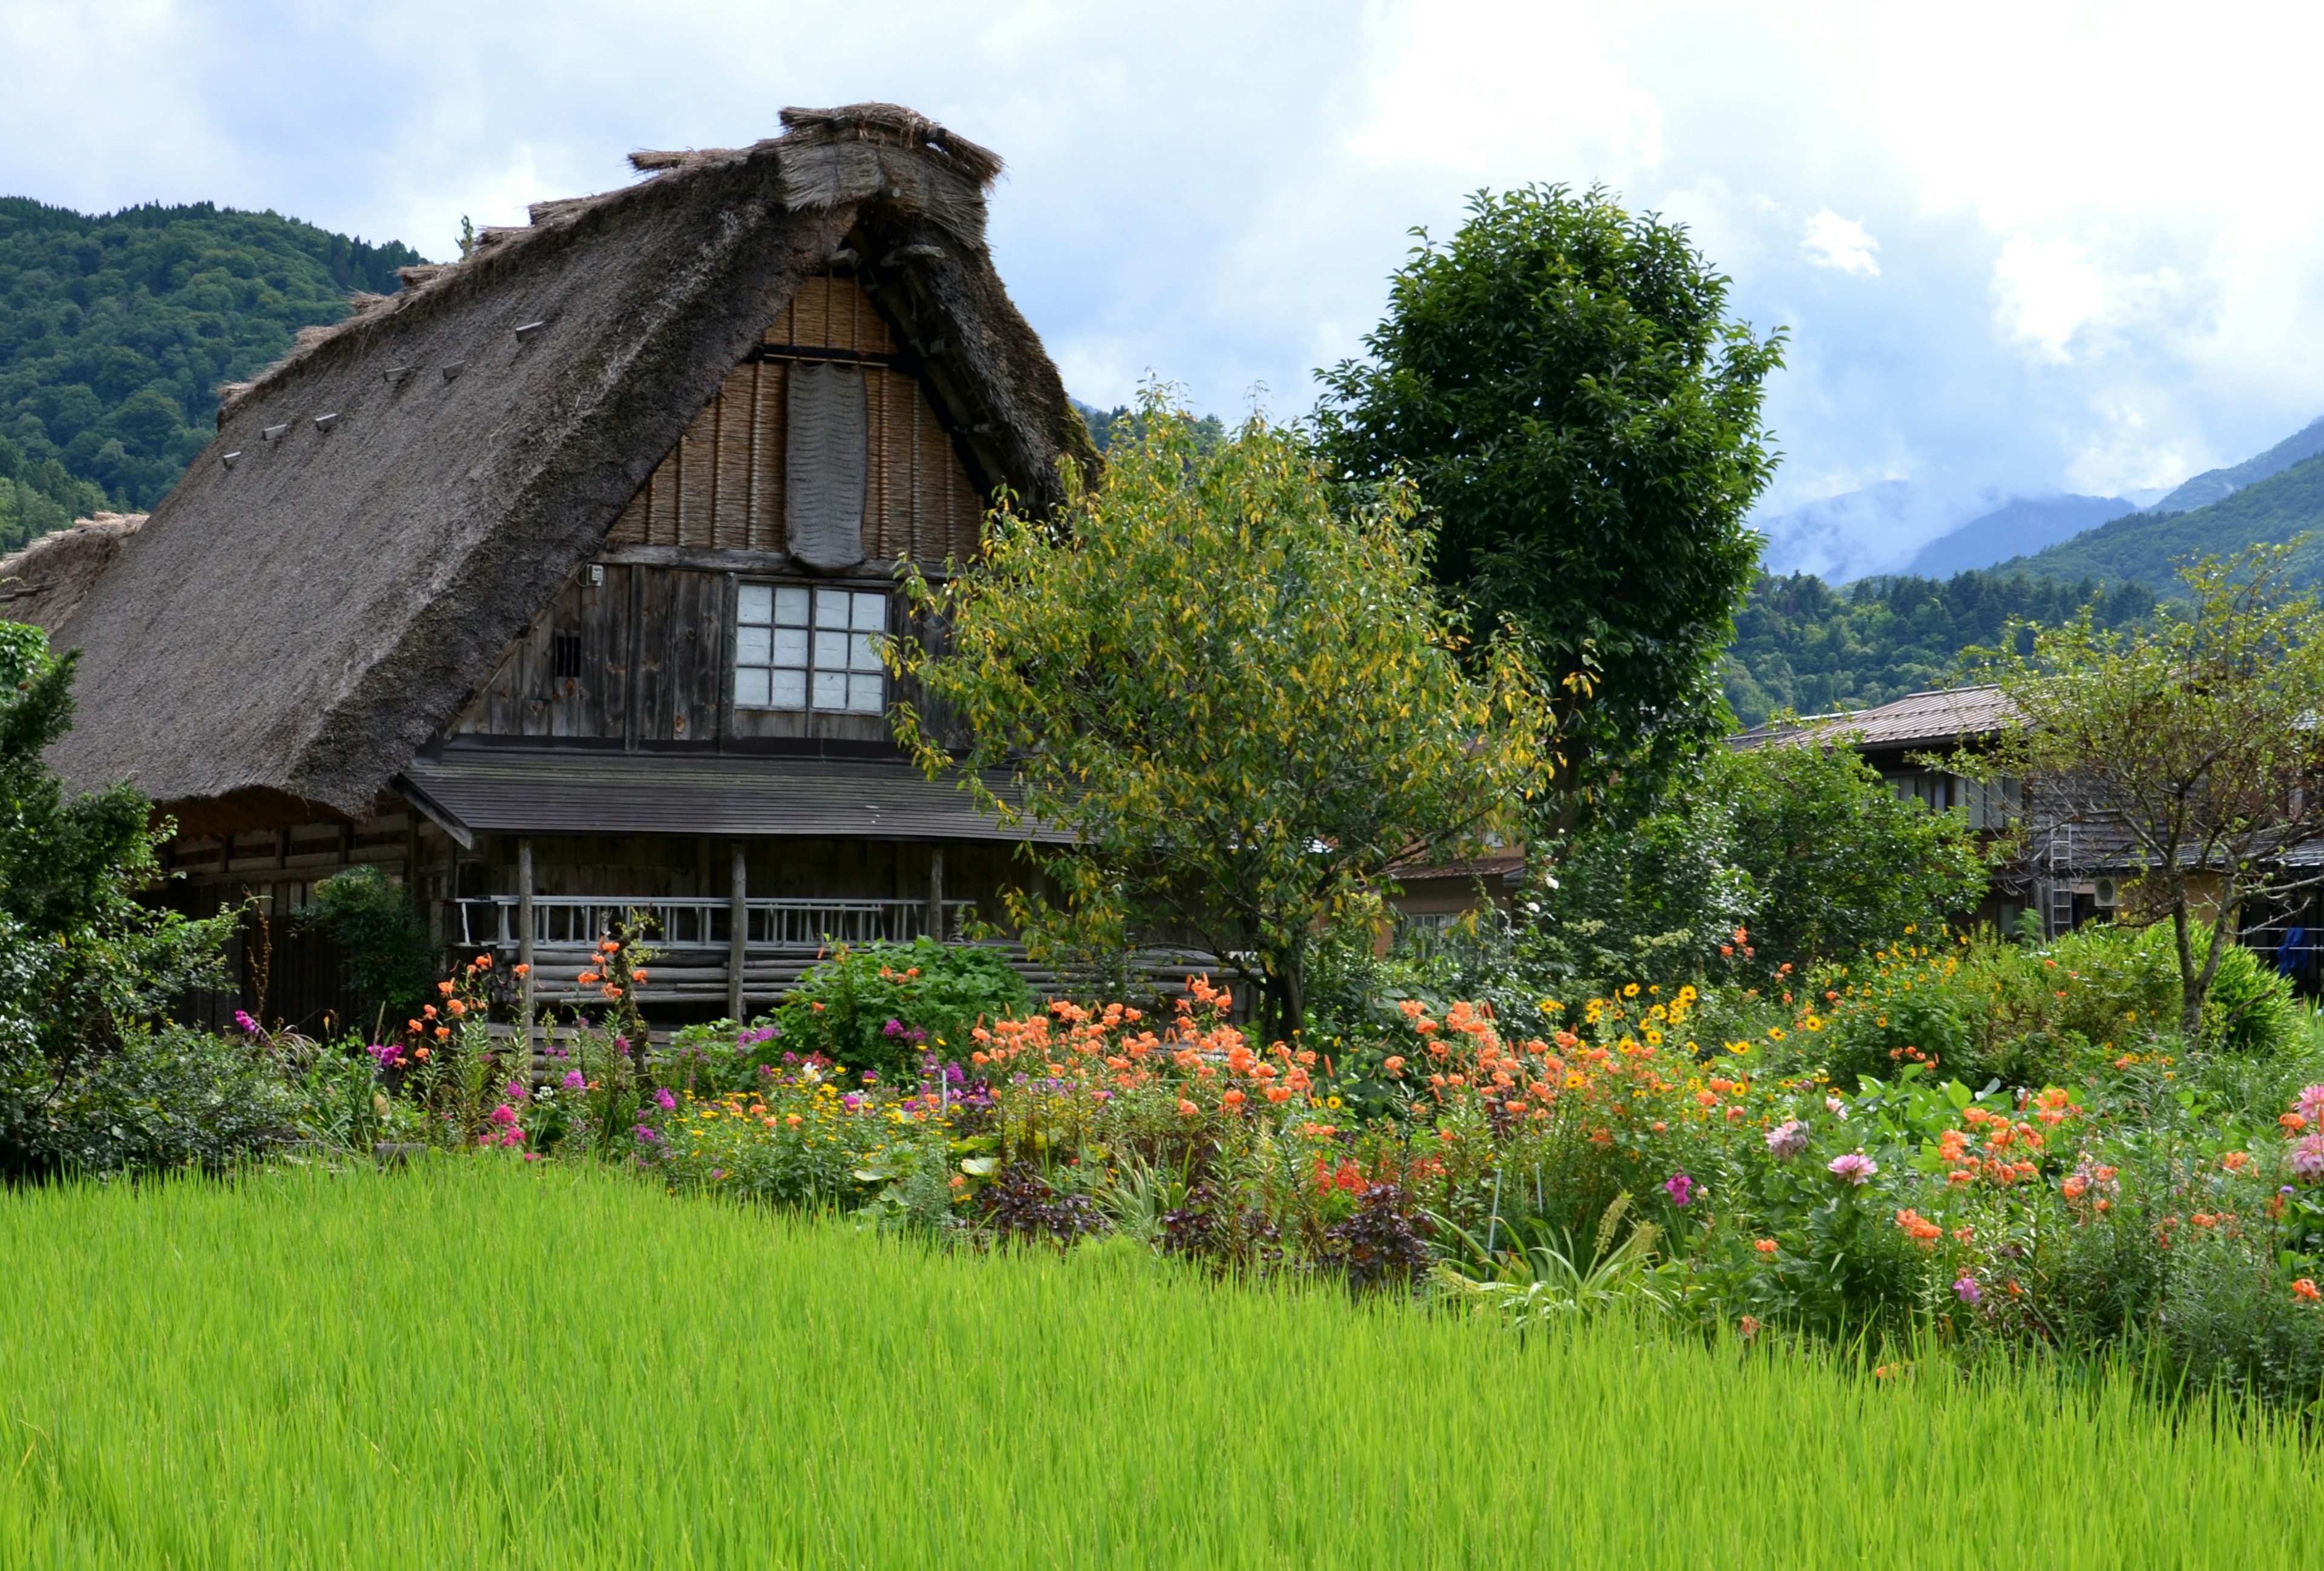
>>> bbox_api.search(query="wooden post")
[728,841,749,1021]
[517,837,536,1038]
[927,845,945,943]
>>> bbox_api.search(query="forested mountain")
[2151,414,2324,513]
[0,198,424,548]
[1722,568,2158,726]
[1998,450,2324,591]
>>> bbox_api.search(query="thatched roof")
[38,104,1094,828]
[0,514,147,632]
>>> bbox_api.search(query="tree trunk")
[2184,894,2240,1042]
[1262,954,1307,1049]
[2171,897,2201,1039]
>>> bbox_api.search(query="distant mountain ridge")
[2152,415,2324,514]
[1998,448,2324,591]
[1902,493,2133,578]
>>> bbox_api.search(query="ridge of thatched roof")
[0,513,147,633]
[41,105,1093,829]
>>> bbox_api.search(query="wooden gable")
[604,274,986,565]
[450,273,986,749]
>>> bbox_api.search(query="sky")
[8,0,2324,579]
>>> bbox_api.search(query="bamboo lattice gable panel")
[605,274,984,565]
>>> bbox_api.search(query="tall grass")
[0,1161,2314,1568]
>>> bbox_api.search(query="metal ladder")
[2046,825,2076,938]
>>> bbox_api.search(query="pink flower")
[654,1087,678,1111]
[2291,1133,2324,1185]
[2299,1085,2324,1127]
[562,1070,586,1090]
[1663,1171,1694,1206]
[1954,1276,1981,1304]
[1765,1121,1810,1159]
[504,1081,528,1101]
[1827,1151,1878,1185]
[488,1103,519,1127]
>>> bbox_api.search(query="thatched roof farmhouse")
[8,104,1100,1029]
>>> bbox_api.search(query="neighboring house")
[1731,685,2091,938]
[1,104,1127,1032]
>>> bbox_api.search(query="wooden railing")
[445,895,976,954]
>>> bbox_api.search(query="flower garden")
[258,918,2324,1412]
[8,914,2324,1562]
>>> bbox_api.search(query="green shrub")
[295,864,434,1026]
[2196,938,2303,1056]
[0,1024,303,1175]
[776,940,1034,1081]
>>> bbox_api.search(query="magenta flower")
[562,1070,586,1090]
[504,1080,528,1101]
[488,1104,519,1127]
[1954,1276,1981,1304]
[632,1124,661,1144]
[1765,1121,1810,1159]
[1827,1151,1878,1185]
[1663,1171,1694,1206]
[883,1018,906,1038]
[234,1010,261,1034]
[653,1087,677,1111]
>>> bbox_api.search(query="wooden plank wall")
[605,274,985,564]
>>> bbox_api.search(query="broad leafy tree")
[1971,545,2324,1038]
[891,397,1550,1042]
[1525,740,1989,988]
[1315,184,1784,801]
[0,623,225,1068]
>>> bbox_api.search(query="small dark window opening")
[551,631,584,680]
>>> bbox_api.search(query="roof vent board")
[785,361,868,571]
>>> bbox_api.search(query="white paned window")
[735,585,885,713]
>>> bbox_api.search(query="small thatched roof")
[38,104,1094,827]
[0,514,148,633]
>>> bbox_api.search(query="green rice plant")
[0,1160,2318,1569]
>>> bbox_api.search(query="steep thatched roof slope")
[0,514,148,632]
[42,105,1093,825]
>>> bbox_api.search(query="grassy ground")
[0,1161,2316,1569]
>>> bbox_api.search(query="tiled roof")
[1729,684,2020,753]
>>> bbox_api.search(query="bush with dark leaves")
[979,1164,1103,1246]
[1324,1184,1431,1293]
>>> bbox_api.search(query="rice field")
[0,1161,2315,1569]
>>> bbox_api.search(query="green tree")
[1315,184,1784,799]
[1969,545,2324,1037]
[295,864,435,1027]
[1709,740,1990,975]
[892,397,1551,1042]
[1520,741,1988,989]
[0,623,232,1169]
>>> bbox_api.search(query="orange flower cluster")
[1892,1208,1943,1247]
[575,938,642,1001]
[1936,1099,2074,1188]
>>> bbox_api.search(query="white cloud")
[1800,209,1879,276]
[8,0,2324,575]
[1991,234,2109,363]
